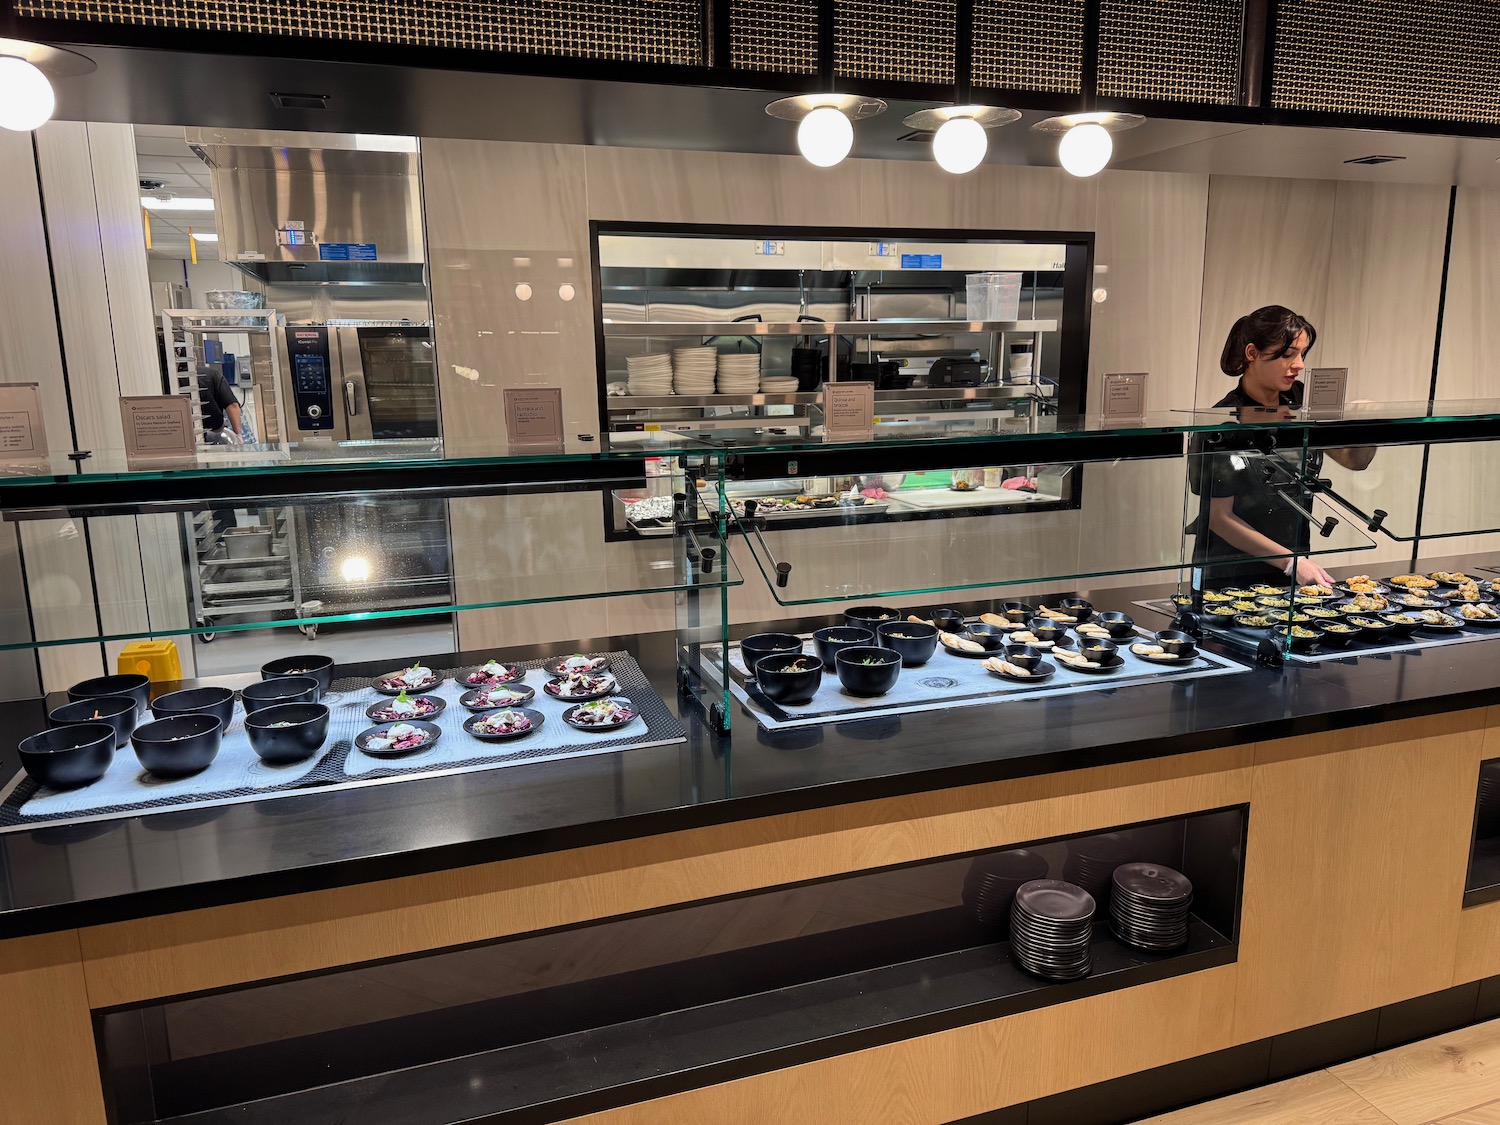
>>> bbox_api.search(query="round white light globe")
[0,57,55,132]
[932,116,987,174]
[1058,122,1112,178]
[797,105,854,168]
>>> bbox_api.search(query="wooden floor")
[1140,1018,1500,1124]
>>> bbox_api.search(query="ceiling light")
[191,231,218,242]
[1031,111,1145,179]
[766,93,887,170]
[903,105,1020,175]
[0,57,54,132]
[140,196,216,211]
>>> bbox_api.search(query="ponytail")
[1220,306,1317,376]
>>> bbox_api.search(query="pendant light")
[902,105,1021,174]
[0,38,95,132]
[1030,111,1145,178]
[767,93,887,169]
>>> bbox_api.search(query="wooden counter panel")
[0,929,106,1124]
[1232,710,1485,1043]
[79,747,1253,1008]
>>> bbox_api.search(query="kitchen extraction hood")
[185,128,426,283]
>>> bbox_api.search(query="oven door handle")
[344,380,359,417]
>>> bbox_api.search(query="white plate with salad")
[562,697,639,732]
[462,707,545,742]
[373,665,445,696]
[355,720,442,756]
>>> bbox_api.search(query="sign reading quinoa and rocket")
[120,395,196,467]
[0,383,47,469]
[503,387,565,449]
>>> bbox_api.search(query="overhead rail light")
[140,196,216,211]
[1031,111,1145,178]
[191,231,219,242]
[902,105,1021,174]
[0,38,95,133]
[766,93,887,169]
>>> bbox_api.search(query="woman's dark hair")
[1219,305,1317,376]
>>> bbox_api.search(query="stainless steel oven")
[276,322,439,441]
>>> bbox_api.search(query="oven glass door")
[356,328,439,439]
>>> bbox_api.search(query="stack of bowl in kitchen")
[625,353,673,396]
[672,346,718,395]
[715,351,762,394]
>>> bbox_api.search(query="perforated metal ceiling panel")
[971,0,1083,94]
[1274,0,1500,123]
[1098,0,1243,104]
[834,0,956,84]
[14,0,704,64]
[730,0,819,73]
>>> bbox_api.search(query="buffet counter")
[2,576,1499,1124]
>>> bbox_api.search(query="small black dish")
[464,707,546,742]
[372,667,445,696]
[456,661,525,687]
[843,606,902,631]
[1315,621,1359,647]
[1154,630,1197,657]
[151,685,235,731]
[242,676,319,714]
[990,645,1055,682]
[1077,638,1121,664]
[543,674,619,702]
[244,703,330,764]
[1057,646,1124,674]
[1091,611,1136,639]
[753,653,824,706]
[355,720,442,757]
[877,620,939,666]
[19,724,115,789]
[456,685,534,713]
[1335,579,1389,597]
[49,695,136,749]
[813,626,874,666]
[131,714,223,778]
[1374,612,1421,638]
[1026,618,1068,644]
[367,694,450,722]
[1055,598,1095,623]
[741,632,804,668]
[1390,593,1451,610]
[1232,613,1274,630]
[68,673,151,715]
[1272,626,1321,652]
[1415,613,1464,634]
[261,655,335,698]
[964,623,1008,652]
[999,601,1036,623]
[834,646,903,696]
[926,607,967,633]
[1344,615,1395,642]
[563,698,641,732]
[542,654,612,677]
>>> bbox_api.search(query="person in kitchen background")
[1189,305,1375,587]
[197,362,243,446]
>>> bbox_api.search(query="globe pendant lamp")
[902,105,1021,174]
[0,38,95,133]
[1030,111,1145,178]
[767,93,887,169]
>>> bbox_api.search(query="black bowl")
[19,724,114,789]
[1026,617,1068,644]
[834,646,903,696]
[67,673,151,715]
[1092,611,1136,639]
[242,676,320,714]
[131,714,223,778]
[49,695,137,749]
[741,632,804,669]
[999,600,1036,623]
[1344,614,1396,642]
[994,644,1055,681]
[813,626,874,666]
[1272,626,1321,652]
[964,623,1008,651]
[1056,597,1095,623]
[243,703,330,764]
[1375,611,1421,637]
[926,607,967,633]
[877,621,939,666]
[262,654,335,698]
[151,686,235,730]
[1077,638,1120,664]
[1316,621,1359,647]
[753,653,824,705]
[1154,630,1198,656]
[843,606,903,631]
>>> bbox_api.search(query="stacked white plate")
[673,347,718,395]
[716,352,762,394]
[625,353,673,396]
[760,375,800,394]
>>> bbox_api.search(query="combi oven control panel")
[286,327,334,430]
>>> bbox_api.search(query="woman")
[1191,306,1373,587]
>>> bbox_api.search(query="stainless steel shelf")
[605,385,1046,413]
[601,319,1057,337]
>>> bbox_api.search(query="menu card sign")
[822,381,876,439]
[503,387,565,450]
[120,395,197,467]
[1306,368,1348,417]
[1102,372,1148,420]
[0,383,47,469]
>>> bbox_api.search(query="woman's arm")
[1328,447,1375,470]
[1207,496,1333,585]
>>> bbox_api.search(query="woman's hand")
[1290,557,1334,586]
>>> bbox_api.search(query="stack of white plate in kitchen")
[672,347,718,395]
[759,374,800,394]
[625,353,674,396]
[716,352,762,394]
[1010,879,1096,981]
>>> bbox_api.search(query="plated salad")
[467,685,533,709]
[546,654,610,675]
[369,691,442,721]
[545,671,618,700]
[363,723,430,753]
[464,660,521,686]
[377,664,440,693]
[470,709,533,737]
[565,698,638,728]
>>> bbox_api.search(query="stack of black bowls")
[1109,863,1194,951]
[1009,879,1096,981]
[962,849,1050,928]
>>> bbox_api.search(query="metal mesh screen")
[730,0,818,73]
[1098,0,1243,104]
[14,0,704,64]
[1274,0,1500,123]
[971,0,1083,93]
[834,0,956,84]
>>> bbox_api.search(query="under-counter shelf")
[602,319,1058,337]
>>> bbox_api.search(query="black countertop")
[0,574,1497,939]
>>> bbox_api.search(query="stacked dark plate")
[1478,761,1500,838]
[1109,863,1194,951]
[962,849,1050,927]
[1062,832,1132,901]
[1009,879,1096,981]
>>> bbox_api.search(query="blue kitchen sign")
[318,242,378,261]
[900,253,943,269]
